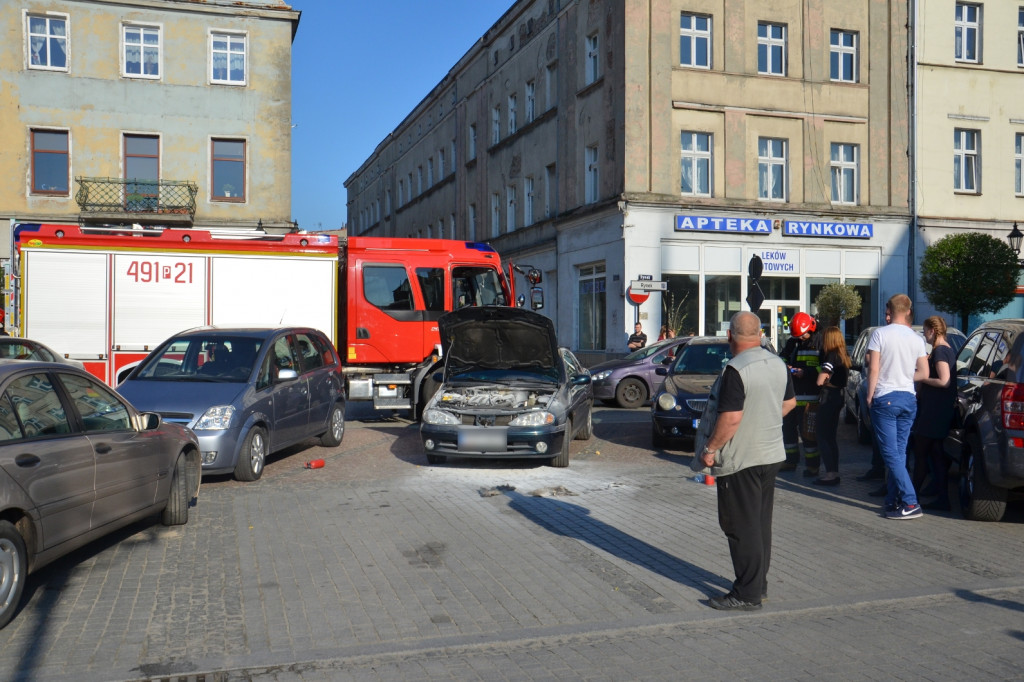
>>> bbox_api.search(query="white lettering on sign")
[675,215,772,234]
[783,221,874,238]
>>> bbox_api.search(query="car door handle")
[94,443,112,454]
[15,453,41,467]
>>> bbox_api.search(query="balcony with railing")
[75,177,198,224]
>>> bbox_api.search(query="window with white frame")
[545,163,556,217]
[27,14,68,70]
[757,22,786,76]
[680,131,712,197]
[546,64,557,109]
[526,81,536,122]
[524,176,534,227]
[830,143,859,205]
[954,128,980,192]
[585,146,599,203]
[506,184,517,232]
[679,13,711,68]
[830,30,858,82]
[427,158,434,187]
[469,203,478,241]
[757,137,787,201]
[1018,9,1024,66]
[492,106,501,144]
[491,193,501,237]
[123,24,160,78]
[585,33,599,84]
[508,94,517,135]
[577,263,607,351]
[955,3,981,63]
[211,32,246,84]
[468,124,477,160]
[1016,133,1024,195]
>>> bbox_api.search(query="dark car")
[845,324,967,443]
[650,336,776,448]
[420,307,593,467]
[944,319,1024,522]
[0,337,85,370]
[589,337,691,408]
[117,326,345,481]
[0,361,201,629]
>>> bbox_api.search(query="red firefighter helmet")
[790,312,816,337]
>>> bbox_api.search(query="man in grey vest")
[693,311,796,611]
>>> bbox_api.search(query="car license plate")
[459,428,507,452]
[692,418,700,429]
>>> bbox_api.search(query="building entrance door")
[755,302,802,351]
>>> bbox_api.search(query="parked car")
[589,337,691,408]
[944,319,1024,522]
[117,326,345,481]
[0,361,200,629]
[650,335,774,448]
[0,337,85,370]
[420,307,593,467]
[845,324,967,443]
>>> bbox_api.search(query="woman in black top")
[814,326,850,485]
[912,316,957,510]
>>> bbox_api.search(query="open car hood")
[438,307,559,378]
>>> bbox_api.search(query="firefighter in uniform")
[779,312,822,475]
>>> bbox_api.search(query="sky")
[289,1,515,232]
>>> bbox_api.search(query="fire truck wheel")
[161,453,190,526]
[234,426,267,482]
[319,403,346,447]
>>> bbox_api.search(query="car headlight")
[592,370,612,381]
[510,410,555,426]
[195,405,235,430]
[656,393,677,411]
[423,408,460,425]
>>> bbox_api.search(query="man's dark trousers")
[716,461,782,603]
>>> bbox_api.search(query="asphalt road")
[1,402,1022,681]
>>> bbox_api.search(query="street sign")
[629,280,667,292]
[627,287,650,305]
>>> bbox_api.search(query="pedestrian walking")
[866,294,929,519]
[692,311,796,611]
[912,316,957,511]
[813,326,850,486]
[778,311,822,475]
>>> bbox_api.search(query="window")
[545,163,556,217]
[585,34,600,84]
[830,30,858,82]
[954,128,980,192]
[123,24,160,78]
[1018,9,1024,66]
[469,203,478,241]
[492,106,501,144]
[438,149,445,178]
[6,374,71,438]
[449,213,456,239]
[385,188,391,215]
[757,23,786,76]
[450,139,456,173]
[524,177,534,227]
[437,218,444,239]
[680,13,711,68]
[408,172,414,198]
[680,131,712,197]
[546,64,558,109]
[27,14,67,70]
[211,32,246,84]
[211,138,245,201]
[585,146,599,203]
[830,143,858,205]
[363,266,413,311]
[955,3,981,63]
[506,184,517,232]
[31,129,69,195]
[1016,133,1024,195]
[61,373,131,432]
[491,193,500,237]
[757,137,787,201]
[526,81,536,123]
[427,158,434,187]
[468,123,477,160]
[416,268,445,312]
[398,179,404,205]
[578,263,606,351]
[508,94,517,135]
[417,166,423,194]
[124,134,160,211]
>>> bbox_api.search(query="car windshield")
[670,342,731,375]
[134,335,263,382]
[623,339,675,361]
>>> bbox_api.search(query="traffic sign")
[629,280,667,292]
[627,287,650,305]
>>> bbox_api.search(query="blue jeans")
[870,391,918,508]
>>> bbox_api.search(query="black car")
[420,307,593,467]
[650,337,732,448]
[945,319,1024,522]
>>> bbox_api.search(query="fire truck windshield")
[453,266,507,308]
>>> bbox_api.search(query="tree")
[814,282,862,327]
[662,291,689,335]
[919,232,1019,331]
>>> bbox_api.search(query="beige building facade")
[346,0,912,357]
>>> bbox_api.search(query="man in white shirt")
[866,294,929,519]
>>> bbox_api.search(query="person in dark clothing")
[627,323,647,351]
[912,316,957,511]
[778,311,822,476]
[814,326,851,485]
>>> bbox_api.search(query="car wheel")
[959,440,1008,522]
[651,425,668,450]
[319,402,346,447]
[856,410,871,445]
[234,426,267,482]
[426,454,446,465]
[615,378,646,409]
[575,407,593,440]
[161,454,190,526]
[0,520,28,630]
[551,423,571,467]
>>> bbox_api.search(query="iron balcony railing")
[75,176,198,220]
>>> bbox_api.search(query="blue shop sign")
[783,220,873,239]
[675,215,772,234]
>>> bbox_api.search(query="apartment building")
[345,0,910,357]
[1,0,300,265]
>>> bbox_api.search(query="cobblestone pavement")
[1,406,1021,681]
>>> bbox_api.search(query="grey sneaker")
[708,593,762,611]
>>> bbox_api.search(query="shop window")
[578,263,606,351]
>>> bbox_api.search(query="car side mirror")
[277,368,299,382]
[141,412,162,431]
[571,373,591,386]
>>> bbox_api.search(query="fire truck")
[11,223,542,416]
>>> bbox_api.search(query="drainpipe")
[907,0,919,303]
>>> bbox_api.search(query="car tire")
[0,520,28,630]
[551,424,571,467]
[959,440,1008,522]
[426,454,446,465]
[161,454,190,526]
[319,402,346,447]
[615,378,646,409]
[234,426,267,482]
[575,407,593,440]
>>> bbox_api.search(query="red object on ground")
[305,459,325,469]
[704,475,716,486]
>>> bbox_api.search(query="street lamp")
[1008,222,1024,266]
